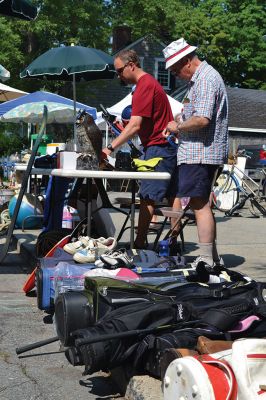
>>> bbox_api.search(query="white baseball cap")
[163,38,197,69]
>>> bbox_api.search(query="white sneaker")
[99,249,133,269]
[63,236,91,255]
[73,237,117,264]
[96,237,117,255]
[189,256,214,269]
[73,239,98,263]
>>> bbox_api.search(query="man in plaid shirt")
[163,38,229,273]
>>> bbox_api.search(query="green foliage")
[108,0,266,89]
[0,0,265,93]
[0,130,29,156]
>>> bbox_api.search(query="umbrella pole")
[73,73,77,151]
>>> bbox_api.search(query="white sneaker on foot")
[189,256,214,269]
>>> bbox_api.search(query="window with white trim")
[154,58,170,89]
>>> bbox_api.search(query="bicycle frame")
[225,160,266,217]
[230,162,263,199]
[213,154,266,217]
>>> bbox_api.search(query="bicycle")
[212,150,266,217]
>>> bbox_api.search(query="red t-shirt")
[131,74,173,147]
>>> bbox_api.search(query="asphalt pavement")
[0,196,265,400]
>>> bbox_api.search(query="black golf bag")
[62,276,266,375]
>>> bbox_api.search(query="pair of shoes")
[63,235,91,255]
[73,237,117,263]
[95,248,134,269]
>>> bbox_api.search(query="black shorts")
[175,164,221,199]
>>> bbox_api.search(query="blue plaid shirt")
[178,61,229,165]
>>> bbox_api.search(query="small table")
[51,169,171,249]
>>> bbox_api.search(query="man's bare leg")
[134,199,155,248]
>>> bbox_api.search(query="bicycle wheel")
[212,171,239,212]
[249,197,266,217]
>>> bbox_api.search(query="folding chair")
[150,206,196,252]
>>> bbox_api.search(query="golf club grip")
[16,336,59,355]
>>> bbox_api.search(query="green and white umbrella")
[0,0,38,20]
[20,45,115,145]
[0,64,10,82]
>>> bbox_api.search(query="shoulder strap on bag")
[199,354,238,400]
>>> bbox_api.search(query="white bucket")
[0,189,15,206]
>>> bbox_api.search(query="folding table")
[51,169,171,249]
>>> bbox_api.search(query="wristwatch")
[107,143,114,152]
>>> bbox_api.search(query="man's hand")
[101,148,112,158]
[162,120,180,138]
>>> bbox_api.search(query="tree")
[1,0,112,95]
[1,0,265,92]
[108,0,266,89]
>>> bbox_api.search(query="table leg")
[130,179,136,249]
[86,178,92,237]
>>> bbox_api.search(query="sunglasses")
[115,62,130,76]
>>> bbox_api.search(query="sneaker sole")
[73,253,96,263]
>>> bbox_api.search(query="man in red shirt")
[102,49,179,249]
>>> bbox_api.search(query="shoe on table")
[73,239,98,263]
[96,237,117,255]
[73,237,117,264]
[63,235,91,255]
[99,248,134,269]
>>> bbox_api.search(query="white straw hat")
[163,38,197,69]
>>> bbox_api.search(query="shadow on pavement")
[79,374,123,399]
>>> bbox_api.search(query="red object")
[165,44,191,62]
[196,354,238,400]
[259,150,266,160]
[131,74,173,147]
[22,235,71,293]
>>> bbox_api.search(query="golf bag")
[65,301,193,374]
[63,277,266,374]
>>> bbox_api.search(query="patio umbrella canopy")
[0,64,10,82]
[20,46,116,81]
[0,90,97,123]
[20,45,115,145]
[0,0,38,20]
[0,82,27,101]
